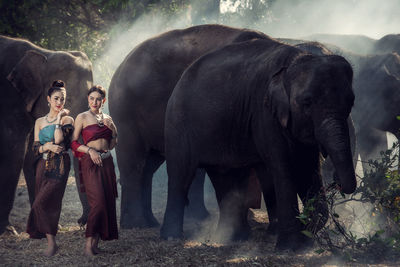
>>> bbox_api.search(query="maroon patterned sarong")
[80,153,118,240]
[26,156,70,239]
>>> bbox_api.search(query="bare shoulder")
[35,117,45,128]
[61,116,74,125]
[76,112,88,121]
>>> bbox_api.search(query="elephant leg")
[22,131,35,205]
[293,148,328,234]
[141,152,165,227]
[357,127,388,175]
[72,153,90,225]
[256,156,304,251]
[161,144,197,239]
[185,168,210,220]
[118,126,150,228]
[254,165,278,234]
[0,138,27,233]
[207,168,251,242]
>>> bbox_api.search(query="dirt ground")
[0,174,395,267]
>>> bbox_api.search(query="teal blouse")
[39,124,56,145]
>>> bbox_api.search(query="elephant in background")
[108,24,270,228]
[161,37,356,250]
[305,33,400,55]
[0,35,93,233]
[373,34,400,55]
[304,33,376,55]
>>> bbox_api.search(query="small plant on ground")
[299,141,400,262]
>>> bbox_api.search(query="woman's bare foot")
[92,246,102,254]
[84,246,95,257]
[43,245,58,257]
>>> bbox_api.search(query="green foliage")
[0,0,189,60]
[356,142,400,224]
[298,140,400,262]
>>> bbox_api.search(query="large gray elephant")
[305,44,400,174]
[161,38,356,251]
[282,38,400,174]
[0,35,93,233]
[108,24,270,228]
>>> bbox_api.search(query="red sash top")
[71,124,113,158]
[82,124,112,144]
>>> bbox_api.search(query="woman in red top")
[71,85,118,256]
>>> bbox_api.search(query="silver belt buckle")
[43,152,48,160]
[100,151,110,160]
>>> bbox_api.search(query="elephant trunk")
[315,117,356,194]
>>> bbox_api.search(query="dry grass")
[0,176,394,266]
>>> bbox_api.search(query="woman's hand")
[104,117,116,132]
[88,148,103,167]
[44,143,63,154]
[57,109,70,120]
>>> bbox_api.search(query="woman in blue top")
[26,80,74,256]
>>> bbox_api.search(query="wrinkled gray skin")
[0,35,93,233]
[162,38,356,251]
[283,38,400,175]
[294,42,357,183]
[108,24,270,228]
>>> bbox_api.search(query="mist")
[262,0,400,39]
[95,0,400,90]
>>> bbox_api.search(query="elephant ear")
[382,52,400,78]
[264,68,290,128]
[7,50,47,113]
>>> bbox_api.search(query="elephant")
[108,24,270,228]
[161,37,356,251]
[281,38,400,174]
[348,51,400,172]
[373,34,400,55]
[305,33,400,55]
[304,33,376,55]
[0,35,93,234]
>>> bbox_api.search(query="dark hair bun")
[52,80,65,88]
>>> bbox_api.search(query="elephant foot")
[275,231,314,252]
[266,220,279,235]
[231,227,250,241]
[160,224,183,240]
[184,205,210,221]
[215,223,250,242]
[120,215,159,229]
[144,213,160,228]
[77,214,88,226]
[0,221,9,235]
[0,225,18,236]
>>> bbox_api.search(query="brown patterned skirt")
[26,155,70,239]
[80,153,118,240]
